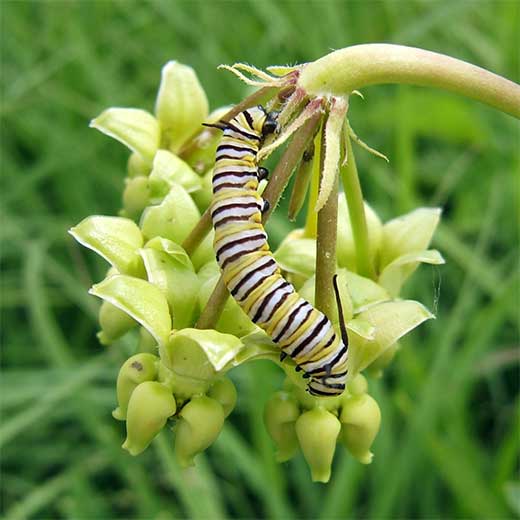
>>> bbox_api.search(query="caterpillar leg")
[258,166,269,181]
[261,199,270,213]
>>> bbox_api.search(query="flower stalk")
[298,44,520,119]
[340,133,376,279]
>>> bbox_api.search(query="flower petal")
[90,274,171,347]
[379,249,445,297]
[379,207,442,270]
[90,108,159,163]
[69,216,144,276]
[347,300,434,375]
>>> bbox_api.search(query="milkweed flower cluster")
[70,59,443,482]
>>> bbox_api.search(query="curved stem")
[299,44,520,118]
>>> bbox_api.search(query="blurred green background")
[2,1,519,518]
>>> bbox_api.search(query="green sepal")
[89,274,172,347]
[113,353,159,420]
[174,396,225,468]
[69,216,144,276]
[122,381,176,455]
[139,238,199,329]
[90,108,159,164]
[140,183,201,245]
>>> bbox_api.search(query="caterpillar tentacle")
[209,106,348,396]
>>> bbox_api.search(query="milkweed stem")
[298,44,520,119]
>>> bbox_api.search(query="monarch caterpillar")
[205,106,348,396]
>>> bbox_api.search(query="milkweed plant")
[69,44,520,482]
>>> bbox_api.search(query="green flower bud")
[207,377,237,418]
[199,274,256,337]
[69,216,145,277]
[346,373,368,396]
[155,61,209,153]
[90,274,172,348]
[190,230,215,272]
[175,396,224,467]
[182,106,232,174]
[365,342,399,378]
[191,168,214,213]
[121,176,151,220]
[295,407,341,483]
[340,393,381,464]
[122,381,176,455]
[97,300,137,346]
[264,391,300,462]
[140,183,201,246]
[138,326,157,354]
[163,329,243,399]
[337,197,382,272]
[148,150,201,201]
[127,151,151,178]
[90,108,160,165]
[113,353,159,420]
[274,233,316,287]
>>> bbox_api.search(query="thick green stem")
[196,112,322,329]
[299,44,520,119]
[340,134,375,279]
[314,147,339,318]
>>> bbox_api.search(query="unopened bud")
[122,381,176,456]
[207,377,237,418]
[121,176,151,220]
[264,391,300,462]
[340,394,381,464]
[295,408,341,483]
[127,152,151,178]
[155,61,209,152]
[174,396,224,467]
[97,300,137,346]
[113,353,159,420]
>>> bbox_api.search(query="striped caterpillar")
[205,106,348,396]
